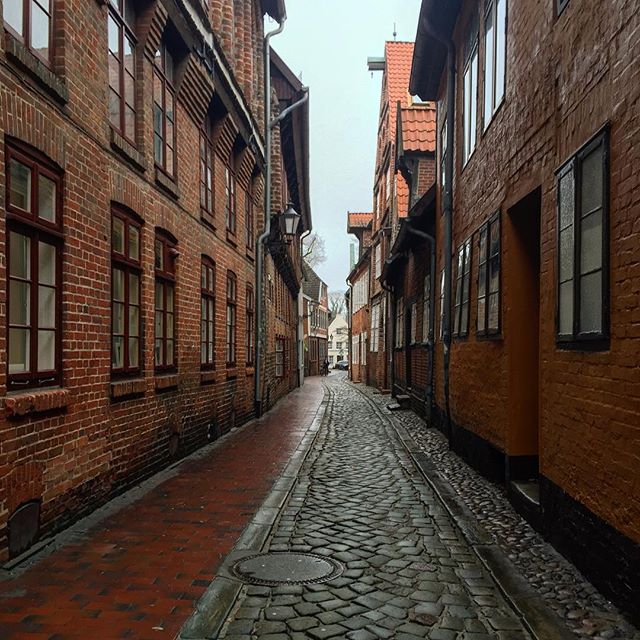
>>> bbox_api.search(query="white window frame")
[483,0,507,130]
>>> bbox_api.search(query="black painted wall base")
[429,403,640,627]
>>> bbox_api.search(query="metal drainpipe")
[380,276,395,396]
[255,18,285,418]
[406,224,436,422]
[299,229,311,387]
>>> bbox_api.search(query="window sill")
[246,366,255,376]
[155,373,178,391]
[110,377,145,400]
[556,338,610,353]
[200,370,217,384]
[110,129,147,172]
[226,230,237,246]
[226,368,238,380]
[245,248,255,261]
[481,97,506,139]
[4,387,70,418]
[476,333,503,342]
[4,33,68,104]
[155,167,179,199]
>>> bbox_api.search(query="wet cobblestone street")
[219,376,534,639]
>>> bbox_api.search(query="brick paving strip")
[201,375,574,640]
[0,377,326,640]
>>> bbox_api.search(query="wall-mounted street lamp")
[279,202,301,238]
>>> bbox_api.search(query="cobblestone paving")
[356,381,639,640]
[219,376,532,639]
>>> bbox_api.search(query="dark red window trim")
[226,271,237,366]
[5,140,63,390]
[111,206,142,377]
[3,0,53,67]
[107,0,137,145]
[154,231,177,372]
[153,41,177,178]
[200,116,215,227]
[201,256,216,370]
[246,284,254,366]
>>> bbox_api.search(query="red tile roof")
[384,42,415,145]
[347,212,373,231]
[399,105,436,153]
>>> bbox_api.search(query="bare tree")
[329,291,346,318]
[302,233,326,267]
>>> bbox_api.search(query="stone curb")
[351,382,576,640]
[176,386,332,640]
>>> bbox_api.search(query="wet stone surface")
[358,382,639,640]
[220,376,532,639]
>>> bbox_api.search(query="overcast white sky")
[271,0,422,293]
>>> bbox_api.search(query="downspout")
[255,18,285,418]
[422,18,456,442]
[406,224,436,422]
[380,277,395,396]
[298,229,311,387]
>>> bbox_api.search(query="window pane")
[9,281,30,325]
[113,217,125,253]
[559,280,574,335]
[470,51,478,153]
[167,313,174,339]
[129,273,139,304]
[166,340,174,365]
[128,226,140,261]
[581,147,603,215]
[124,0,135,28]
[559,228,574,283]
[113,336,124,368]
[166,286,174,312]
[113,301,124,333]
[38,175,56,222]
[10,160,32,211]
[484,11,494,128]
[109,88,121,129]
[154,240,163,270]
[37,242,55,287]
[37,329,55,371]
[488,293,499,330]
[113,268,125,301]
[495,0,506,104]
[3,1,23,34]
[10,232,31,278]
[155,311,163,338]
[129,305,139,336]
[558,169,575,231]
[580,210,602,275]
[154,339,162,365]
[155,283,163,310]
[124,35,135,74]
[125,106,135,141]
[9,328,30,373]
[477,297,486,332]
[108,14,119,54]
[38,285,55,328]
[579,271,602,333]
[489,258,500,294]
[478,265,486,297]
[128,338,139,367]
[30,1,50,58]
[479,228,487,263]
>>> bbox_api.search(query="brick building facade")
[0,0,310,561]
[302,261,328,377]
[410,0,639,619]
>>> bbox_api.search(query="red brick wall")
[429,0,640,542]
[0,0,300,560]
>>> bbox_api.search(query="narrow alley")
[1,376,636,639]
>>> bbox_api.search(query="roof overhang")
[262,0,286,22]
[410,0,463,100]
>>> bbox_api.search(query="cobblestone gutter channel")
[182,375,585,640]
[354,380,639,640]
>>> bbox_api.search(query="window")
[153,40,176,176]
[246,284,254,365]
[154,232,176,370]
[275,337,285,377]
[370,303,380,352]
[440,118,448,193]
[410,302,418,345]
[112,208,142,375]
[395,296,404,348]
[453,239,472,337]
[374,243,382,279]
[226,272,237,365]
[352,335,359,364]
[3,0,52,64]
[422,276,431,343]
[477,213,501,336]
[361,333,367,366]
[108,0,137,142]
[6,142,62,389]
[483,0,506,130]
[439,269,445,340]
[246,185,254,250]
[225,165,236,235]
[200,258,215,368]
[556,130,609,343]
[200,116,214,225]
[463,31,479,165]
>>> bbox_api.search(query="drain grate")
[231,552,344,586]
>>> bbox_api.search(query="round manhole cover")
[231,552,343,586]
